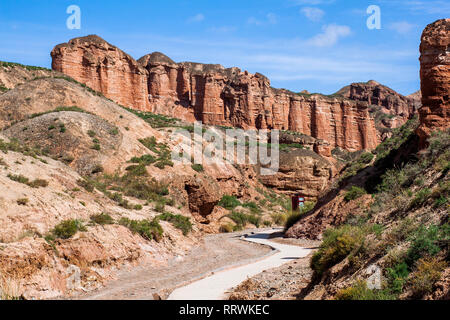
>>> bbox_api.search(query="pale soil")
[168,229,314,300]
[228,237,320,300]
[74,230,273,300]
[228,256,315,300]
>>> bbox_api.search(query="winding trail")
[168,229,312,300]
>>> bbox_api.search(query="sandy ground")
[168,229,313,300]
[228,237,321,300]
[76,230,273,300]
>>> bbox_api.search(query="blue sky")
[0,0,448,95]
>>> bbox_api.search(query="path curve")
[168,229,311,300]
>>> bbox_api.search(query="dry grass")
[0,274,22,300]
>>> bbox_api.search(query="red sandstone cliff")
[336,80,420,130]
[51,35,380,153]
[417,19,450,147]
[51,35,150,110]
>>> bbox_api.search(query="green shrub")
[263,220,272,227]
[335,281,396,300]
[158,212,192,235]
[409,257,447,298]
[434,196,448,208]
[90,213,114,225]
[125,164,148,176]
[409,188,432,208]
[386,262,409,294]
[228,211,261,229]
[139,137,158,152]
[405,224,448,267]
[77,179,95,192]
[30,106,89,119]
[17,198,29,206]
[344,186,367,202]
[110,128,119,136]
[87,130,96,138]
[7,174,48,188]
[191,164,204,172]
[218,195,241,210]
[50,219,86,239]
[220,223,234,233]
[7,174,29,184]
[91,143,101,151]
[284,202,315,231]
[310,225,367,277]
[271,213,287,226]
[129,155,156,165]
[119,218,163,242]
[155,202,165,213]
[28,179,49,188]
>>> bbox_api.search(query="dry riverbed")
[75,230,273,300]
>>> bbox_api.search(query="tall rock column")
[51,35,149,110]
[417,19,450,147]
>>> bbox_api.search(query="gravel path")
[77,230,273,300]
[168,229,313,300]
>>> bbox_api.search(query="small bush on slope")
[344,186,367,202]
[90,213,114,226]
[119,218,163,242]
[158,212,192,235]
[218,195,241,210]
[284,201,316,231]
[47,219,87,240]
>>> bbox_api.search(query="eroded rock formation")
[336,80,419,130]
[51,35,380,153]
[259,149,333,199]
[417,19,450,147]
[51,35,150,110]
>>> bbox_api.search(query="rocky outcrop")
[259,149,333,200]
[417,19,450,147]
[336,80,420,130]
[51,36,379,153]
[51,35,150,111]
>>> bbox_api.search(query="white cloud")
[301,7,325,21]
[248,13,278,26]
[307,24,351,47]
[388,21,415,34]
[187,13,205,23]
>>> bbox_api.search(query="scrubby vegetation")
[30,106,90,119]
[123,108,179,128]
[158,212,192,235]
[7,174,48,188]
[46,219,87,240]
[284,202,316,231]
[139,137,174,169]
[119,218,163,242]
[309,125,450,300]
[344,186,367,202]
[218,195,241,210]
[228,211,261,230]
[90,213,114,226]
[0,61,51,71]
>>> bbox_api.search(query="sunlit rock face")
[52,35,382,153]
[417,19,450,148]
